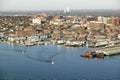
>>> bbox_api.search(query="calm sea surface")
[0,43,120,80]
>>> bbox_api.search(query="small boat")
[81,51,106,58]
[81,52,92,58]
[56,40,66,45]
[95,52,106,58]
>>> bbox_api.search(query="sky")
[0,0,120,11]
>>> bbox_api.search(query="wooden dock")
[82,45,120,58]
[99,46,120,56]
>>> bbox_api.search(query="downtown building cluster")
[0,13,120,47]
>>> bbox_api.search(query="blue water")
[0,43,120,80]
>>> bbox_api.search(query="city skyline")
[0,0,120,11]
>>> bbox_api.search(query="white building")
[98,16,110,24]
[32,17,41,25]
[118,34,120,39]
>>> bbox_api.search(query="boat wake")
[24,46,60,64]
[25,52,58,64]
[0,45,60,64]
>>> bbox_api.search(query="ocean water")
[0,43,120,80]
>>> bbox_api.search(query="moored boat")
[81,50,106,58]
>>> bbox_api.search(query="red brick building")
[15,28,36,36]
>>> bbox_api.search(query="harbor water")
[0,43,120,80]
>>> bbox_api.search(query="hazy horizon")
[0,0,120,11]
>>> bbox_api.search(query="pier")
[100,46,120,56]
[81,46,120,58]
